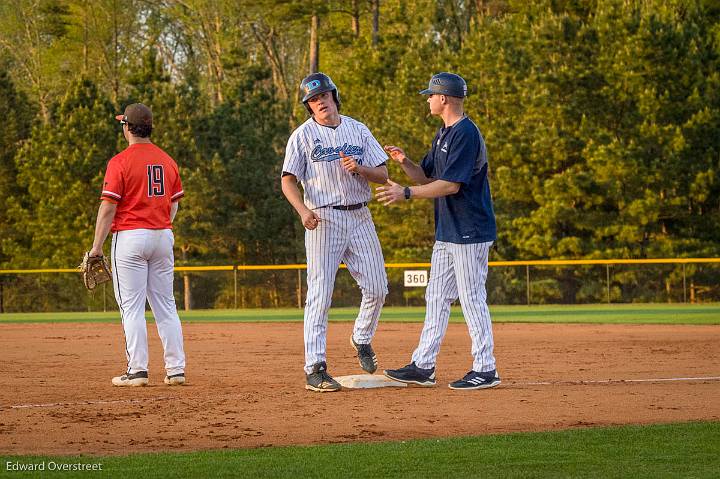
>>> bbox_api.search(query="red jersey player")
[88,103,186,387]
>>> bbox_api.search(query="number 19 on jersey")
[147,165,165,197]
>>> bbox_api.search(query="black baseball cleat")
[112,370,149,387]
[448,370,501,390]
[305,361,341,392]
[383,362,436,387]
[351,336,378,374]
[164,373,186,386]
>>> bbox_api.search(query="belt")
[328,202,367,211]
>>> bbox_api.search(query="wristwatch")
[404,186,411,200]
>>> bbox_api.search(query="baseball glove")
[79,252,112,290]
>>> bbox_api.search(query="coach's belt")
[329,202,367,211]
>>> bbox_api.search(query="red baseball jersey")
[100,143,184,231]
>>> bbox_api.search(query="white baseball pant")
[111,228,185,376]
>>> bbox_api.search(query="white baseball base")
[335,374,408,389]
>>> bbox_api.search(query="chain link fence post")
[606,264,611,304]
[526,265,530,305]
[234,267,238,309]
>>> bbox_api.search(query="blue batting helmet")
[300,72,341,113]
[419,72,467,98]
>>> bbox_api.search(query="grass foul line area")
[1,422,718,478]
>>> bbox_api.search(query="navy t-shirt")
[420,116,497,244]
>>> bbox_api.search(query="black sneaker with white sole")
[448,370,501,390]
[383,362,436,386]
[351,336,378,374]
[111,370,149,387]
[305,361,341,392]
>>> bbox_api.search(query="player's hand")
[89,246,103,257]
[375,179,406,206]
[383,145,407,164]
[300,209,321,230]
[339,151,360,174]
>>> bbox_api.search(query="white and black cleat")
[112,371,149,387]
[351,336,378,374]
[164,373,186,386]
[305,361,341,392]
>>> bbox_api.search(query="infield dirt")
[1,321,718,455]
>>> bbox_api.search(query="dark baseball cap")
[419,72,467,98]
[115,103,152,126]
[300,72,338,103]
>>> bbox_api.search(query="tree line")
[1,0,719,310]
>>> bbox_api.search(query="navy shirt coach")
[420,116,497,244]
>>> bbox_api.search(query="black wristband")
[404,186,411,200]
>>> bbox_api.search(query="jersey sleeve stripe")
[101,190,122,200]
[171,190,185,200]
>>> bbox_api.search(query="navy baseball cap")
[419,72,467,98]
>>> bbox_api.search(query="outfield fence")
[1,258,719,313]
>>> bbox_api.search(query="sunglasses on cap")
[119,115,129,125]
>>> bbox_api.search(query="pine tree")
[0,68,34,267]
[6,78,117,267]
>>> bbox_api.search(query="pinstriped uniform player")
[377,73,501,391]
[281,73,389,392]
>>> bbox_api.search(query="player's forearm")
[399,159,433,185]
[91,201,117,252]
[170,201,179,222]
[281,175,311,216]
[408,179,460,199]
[357,165,388,184]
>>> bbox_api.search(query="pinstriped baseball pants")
[411,241,496,372]
[304,206,388,374]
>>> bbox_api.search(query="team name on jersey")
[311,141,364,163]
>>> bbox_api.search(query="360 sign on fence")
[404,270,428,287]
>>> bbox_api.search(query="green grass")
[1,303,719,324]
[1,421,718,478]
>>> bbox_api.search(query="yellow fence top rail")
[491,258,720,266]
[1,257,719,274]
[0,269,78,274]
[174,266,234,272]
